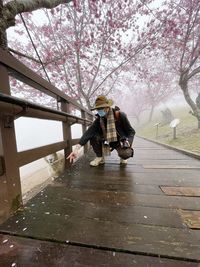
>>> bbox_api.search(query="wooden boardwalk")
[0,137,200,267]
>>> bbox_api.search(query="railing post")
[81,110,89,153]
[61,100,72,168]
[0,65,22,224]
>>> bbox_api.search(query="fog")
[14,118,63,151]
[15,117,82,177]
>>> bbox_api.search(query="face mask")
[97,109,106,117]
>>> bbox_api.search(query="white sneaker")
[90,157,105,167]
[120,158,127,165]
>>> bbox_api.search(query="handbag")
[116,139,134,159]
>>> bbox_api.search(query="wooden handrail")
[0,48,93,115]
[0,48,94,222]
[0,48,93,166]
[0,93,92,125]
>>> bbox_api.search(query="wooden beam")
[17,141,67,167]
[71,138,80,146]
[61,100,72,168]
[0,65,22,224]
[0,97,93,125]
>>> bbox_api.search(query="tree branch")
[5,0,72,14]
[87,27,110,96]
[188,66,200,80]
[90,42,148,98]
[8,47,40,63]
[3,0,72,28]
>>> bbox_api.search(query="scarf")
[106,108,118,142]
[99,108,118,156]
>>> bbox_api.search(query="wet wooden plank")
[62,163,200,185]
[178,210,200,229]
[63,172,200,187]
[143,165,200,169]
[19,194,184,228]
[1,212,200,261]
[0,234,198,267]
[134,153,198,161]
[34,187,200,211]
[58,179,163,195]
[67,164,200,184]
[133,160,200,165]
[161,186,200,197]
[72,159,200,177]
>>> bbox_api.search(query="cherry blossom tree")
[6,0,158,108]
[115,78,150,124]
[126,88,150,124]
[130,54,177,122]
[154,0,200,128]
[0,0,72,48]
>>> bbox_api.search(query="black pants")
[90,135,133,157]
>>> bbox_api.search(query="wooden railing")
[0,48,93,223]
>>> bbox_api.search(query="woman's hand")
[67,152,78,163]
[66,144,81,163]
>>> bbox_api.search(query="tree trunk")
[85,97,92,110]
[135,115,140,124]
[179,76,200,129]
[0,2,8,49]
[148,105,154,123]
[0,27,7,49]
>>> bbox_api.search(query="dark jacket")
[79,110,135,146]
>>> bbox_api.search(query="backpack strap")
[114,110,120,121]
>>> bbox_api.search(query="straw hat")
[91,95,113,110]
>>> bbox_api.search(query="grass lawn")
[136,106,200,155]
